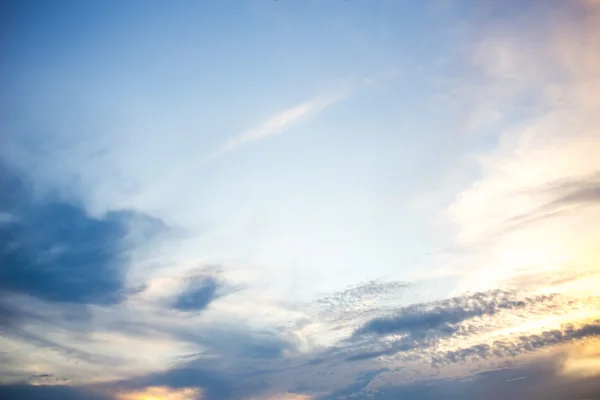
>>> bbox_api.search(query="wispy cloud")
[209,90,350,158]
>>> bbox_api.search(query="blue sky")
[2,1,600,399]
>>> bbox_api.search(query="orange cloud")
[116,386,201,400]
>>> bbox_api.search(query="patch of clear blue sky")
[4,0,455,111]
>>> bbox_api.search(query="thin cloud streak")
[209,90,351,158]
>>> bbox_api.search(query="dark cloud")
[432,320,600,366]
[353,290,553,339]
[108,305,599,400]
[0,167,166,305]
[119,367,234,399]
[10,348,599,400]
[31,374,52,379]
[0,166,166,371]
[173,326,294,360]
[106,324,298,399]
[341,291,563,363]
[319,368,388,400]
[0,293,100,350]
[345,344,412,363]
[172,276,220,312]
[116,364,270,400]
[0,300,20,332]
[0,384,113,400]
[371,357,600,400]
[29,373,69,384]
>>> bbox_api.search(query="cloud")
[209,90,349,158]
[372,356,600,400]
[119,367,236,400]
[0,384,113,400]
[433,320,600,366]
[542,174,600,206]
[0,167,165,305]
[315,280,411,316]
[2,285,595,400]
[127,315,600,400]
[318,369,388,400]
[0,211,17,224]
[116,386,200,400]
[483,172,600,239]
[29,373,70,384]
[442,0,600,297]
[339,290,588,364]
[353,290,554,339]
[172,325,294,360]
[0,305,126,367]
[172,276,220,312]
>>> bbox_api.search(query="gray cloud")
[174,326,295,360]
[0,166,167,305]
[105,319,600,400]
[12,351,597,400]
[540,172,600,203]
[318,368,388,400]
[4,287,595,400]
[0,384,113,400]
[2,325,124,366]
[315,280,411,316]
[432,320,600,366]
[554,185,600,205]
[372,357,600,400]
[334,290,567,363]
[353,290,554,339]
[117,366,238,400]
[171,276,220,312]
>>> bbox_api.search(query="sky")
[1,0,600,399]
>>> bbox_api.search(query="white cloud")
[209,90,350,158]
[445,0,600,295]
